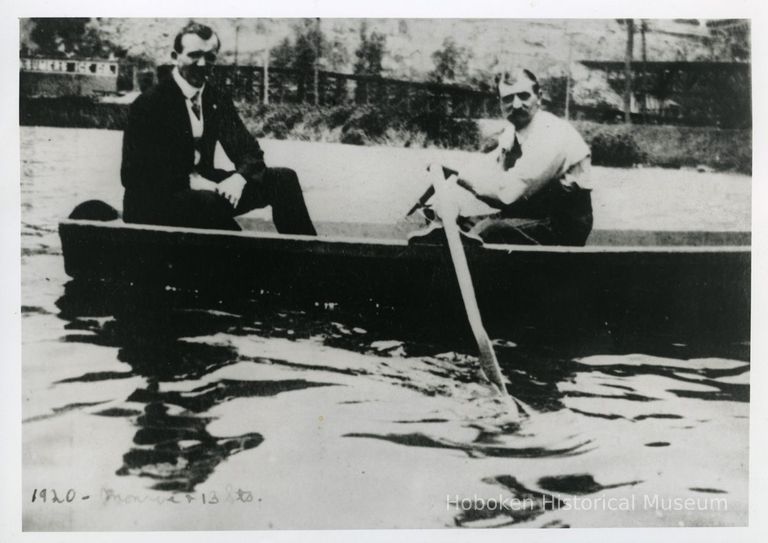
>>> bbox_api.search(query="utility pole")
[263,49,270,105]
[314,17,321,106]
[623,18,635,124]
[256,20,270,105]
[234,19,240,67]
[564,21,573,120]
[640,19,648,122]
[233,18,240,92]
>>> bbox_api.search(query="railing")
[139,61,752,127]
[579,60,751,128]
[156,64,500,118]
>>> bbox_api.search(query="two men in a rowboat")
[120,22,317,234]
[119,23,586,245]
[416,68,593,246]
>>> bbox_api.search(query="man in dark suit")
[121,22,317,234]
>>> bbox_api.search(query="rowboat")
[58,202,751,344]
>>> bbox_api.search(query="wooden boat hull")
[58,219,751,343]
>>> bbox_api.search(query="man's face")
[174,33,219,88]
[499,77,540,129]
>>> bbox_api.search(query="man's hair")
[173,22,220,53]
[495,68,540,95]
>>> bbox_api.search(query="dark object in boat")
[69,200,121,221]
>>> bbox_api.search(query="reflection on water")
[55,283,336,492]
[452,474,646,528]
[343,431,591,458]
[53,281,597,493]
[113,402,263,492]
[33,278,749,528]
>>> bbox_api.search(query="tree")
[265,19,349,104]
[429,38,470,84]
[80,21,127,59]
[26,17,126,59]
[270,37,294,69]
[268,20,339,74]
[81,18,180,65]
[291,19,321,75]
[29,18,90,56]
[353,22,386,76]
[324,22,350,71]
[266,20,326,103]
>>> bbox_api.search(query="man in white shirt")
[420,68,593,246]
[121,22,316,235]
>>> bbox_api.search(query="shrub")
[343,106,390,139]
[326,105,355,129]
[382,127,427,149]
[574,120,751,173]
[439,117,480,150]
[339,128,366,145]
[589,130,646,167]
[20,97,129,130]
[262,106,305,140]
[407,111,480,150]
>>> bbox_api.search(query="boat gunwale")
[58,219,752,255]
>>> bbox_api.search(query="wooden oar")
[429,167,513,406]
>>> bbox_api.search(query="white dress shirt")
[172,67,205,164]
[492,110,592,204]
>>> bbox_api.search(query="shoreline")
[21,125,751,233]
[20,96,752,174]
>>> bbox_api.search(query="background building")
[20,57,119,97]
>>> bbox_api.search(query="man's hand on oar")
[405,164,463,218]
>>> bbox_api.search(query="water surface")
[21,127,749,530]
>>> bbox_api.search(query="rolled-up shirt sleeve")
[482,115,590,206]
[495,139,570,205]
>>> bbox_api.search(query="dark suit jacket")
[121,77,266,223]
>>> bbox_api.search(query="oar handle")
[406,167,460,217]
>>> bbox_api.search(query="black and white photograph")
[7,2,764,537]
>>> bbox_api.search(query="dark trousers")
[460,183,593,246]
[124,167,316,235]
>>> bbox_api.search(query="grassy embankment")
[20,97,751,174]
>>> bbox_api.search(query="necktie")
[501,136,523,170]
[190,91,201,120]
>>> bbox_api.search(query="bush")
[438,117,480,150]
[326,106,355,129]
[589,130,646,167]
[574,120,751,173]
[407,111,480,150]
[262,106,305,139]
[339,128,366,145]
[343,107,390,139]
[20,97,129,130]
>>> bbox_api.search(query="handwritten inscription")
[30,486,255,505]
[101,486,255,505]
[31,488,90,503]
